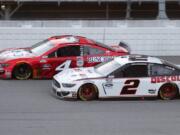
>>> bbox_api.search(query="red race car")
[0,35,130,80]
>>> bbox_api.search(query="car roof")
[48,35,116,51]
[49,35,95,45]
[114,55,163,65]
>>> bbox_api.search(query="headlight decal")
[62,83,76,88]
[0,63,9,68]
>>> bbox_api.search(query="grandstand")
[0,0,179,20]
[0,0,180,56]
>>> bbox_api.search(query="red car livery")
[0,35,130,79]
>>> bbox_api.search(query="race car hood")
[54,67,103,83]
[0,48,36,61]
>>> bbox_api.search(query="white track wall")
[0,21,180,56]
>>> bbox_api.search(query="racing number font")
[120,80,140,95]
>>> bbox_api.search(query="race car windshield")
[30,39,54,56]
[95,60,121,76]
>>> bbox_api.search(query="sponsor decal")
[33,68,41,78]
[42,56,48,58]
[106,77,113,84]
[148,89,156,94]
[104,78,113,85]
[87,69,93,73]
[76,57,84,67]
[80,46,83,56]
[5,71,11,78]
[72,92,77,98]
[103,77,114,94]
[0,68,4,73]
[151,76,180,83]
[42,64,52,70]
[88,56,114,63]
[104,83,113,87]
[103,82,113,95]
[79,74,87,77]
[40,59,47,63]
[73,68,82,72]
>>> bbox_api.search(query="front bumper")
[0,68,5,74]
[0,68,12,79]
[52,81,77,99]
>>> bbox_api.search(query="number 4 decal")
[55,60,72,72]
[120,80,140,95]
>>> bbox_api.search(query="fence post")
[157,0,168,19]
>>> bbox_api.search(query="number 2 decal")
[120,80,140,95]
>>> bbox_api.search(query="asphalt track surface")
[1,56,180,135]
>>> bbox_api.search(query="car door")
[39,45,82,78]
[103,63,155,97]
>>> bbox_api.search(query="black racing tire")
[78,83,98,101]
[13,64,32,80]
[159,83,178,100]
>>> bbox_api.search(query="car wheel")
[13,64,32,80]
[78,83,98,101]
[159,83,178,100]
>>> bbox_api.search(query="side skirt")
[99,95,157,100]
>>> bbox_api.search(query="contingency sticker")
[76,57,84,67]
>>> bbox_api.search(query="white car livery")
[52,55,180,101]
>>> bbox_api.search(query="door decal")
[55,60,71,72]
[120,80,140,95]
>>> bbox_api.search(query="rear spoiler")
[119,41,131,54]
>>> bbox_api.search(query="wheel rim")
[82,87,94,97]
[79,84,97,101]
[15,65,31,80]
[160,85,177,100]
